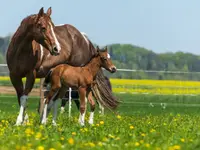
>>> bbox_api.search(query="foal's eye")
[41,27,46,32]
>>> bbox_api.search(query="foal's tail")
[43,70,53,86]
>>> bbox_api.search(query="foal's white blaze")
[39,44,44,61]
[107,53,111,59]
[16,95,28,125]
[49,23,61,52]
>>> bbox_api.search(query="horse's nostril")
[53,46,58,52]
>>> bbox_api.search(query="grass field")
[1,94,200,149]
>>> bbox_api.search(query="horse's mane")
[11,14,37,43]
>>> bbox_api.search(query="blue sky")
[1,0,200,54]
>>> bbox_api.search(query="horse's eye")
[41,27,46,32]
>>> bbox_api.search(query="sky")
[1,0,200,54]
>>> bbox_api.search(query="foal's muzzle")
[110,66,117,73]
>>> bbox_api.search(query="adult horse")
[7,7,118,125]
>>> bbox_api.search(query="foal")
[41,46,116,126]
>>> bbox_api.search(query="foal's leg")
[10,74,24,125]
[78,87,87,126]
[87,91,95,125]
[60,92,68,114]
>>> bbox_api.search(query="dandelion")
[150,129,156,133]
[117,115,122,119]
[108,134,115,139]
[145,143,150,148]
[37,146,44,150]
[96,124,100,127]
[98,142,103,147]
[68,137,74,145]
[25,128,33,136]
[35,132,42,140]
[49,148,56,150]
[72,132,76,136]
[89,142,95,147]
[130,125,134,129]
[180,138,185,142]
[100,121,104,125]
[21,146,27,150]
[141,133,146,137]
[173,145,181,150]
[135,142,140,146]
[60,137,65,141]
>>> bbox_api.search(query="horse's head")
[97,46,117,73]
[32,7,61,56]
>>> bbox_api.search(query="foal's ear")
[104,46,108,52]
[96,46,100,56]
[46,7,52,17]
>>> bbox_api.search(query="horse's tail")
[91,69,120,111]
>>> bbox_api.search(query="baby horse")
[41,46,116,126]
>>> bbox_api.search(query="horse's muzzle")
[110,66,117,73]
[51,46,60,56]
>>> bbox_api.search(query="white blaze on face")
[107,53,111,59]
[49,23,61,52]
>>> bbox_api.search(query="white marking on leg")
[60,106,65,114]
[52,100,58,126]
[41,104,47,124]
[68,87,72,117]
[79,112,85,126]
[39,44,44,61]
[49,23,61,52]
[88,112,94,125]
[16,95,28,126]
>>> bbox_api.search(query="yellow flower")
[96,124,100,127]
[173,145,181,150]
[117,115,121,119]
[130,125,134,129]
[100,121,104,125]
[150,129,156,133]
[68,138,74,145]
[145,143,150,148]
[180,138,185,142]
[98,142,103,147]
[37,146,44,150]
[141,133,146,137]
[135,142,140,146]
[89,142,95,147]
[72,132,76,136]
[108,134,115,139]
[25,128,33,136]
[21,146,27,150]
[49,148,56,150]
[35,132,42,139]
[60,137,64,141]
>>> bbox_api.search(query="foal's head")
[31,7,61,55]
[97,46,117,73]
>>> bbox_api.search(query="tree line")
[1,35,200,80]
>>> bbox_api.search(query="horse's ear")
[36,7,44,23]
[38,7,44,17]
[96,46,100,56]
[46,7,52,17]
[104,46,108,51]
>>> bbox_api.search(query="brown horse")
[7,7,118,125]
[6,7,61,125]
[41,46,116,126]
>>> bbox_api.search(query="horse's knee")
[80,106,85,114]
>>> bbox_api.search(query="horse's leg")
[78,87,86,126]
[22,71,36,124]
[10,74,24,125]
[52,87,66,126]
[60,92,68,114]
[87,91,95,125]
[41,75,61,125]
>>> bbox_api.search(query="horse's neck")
[85,56,101,78]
